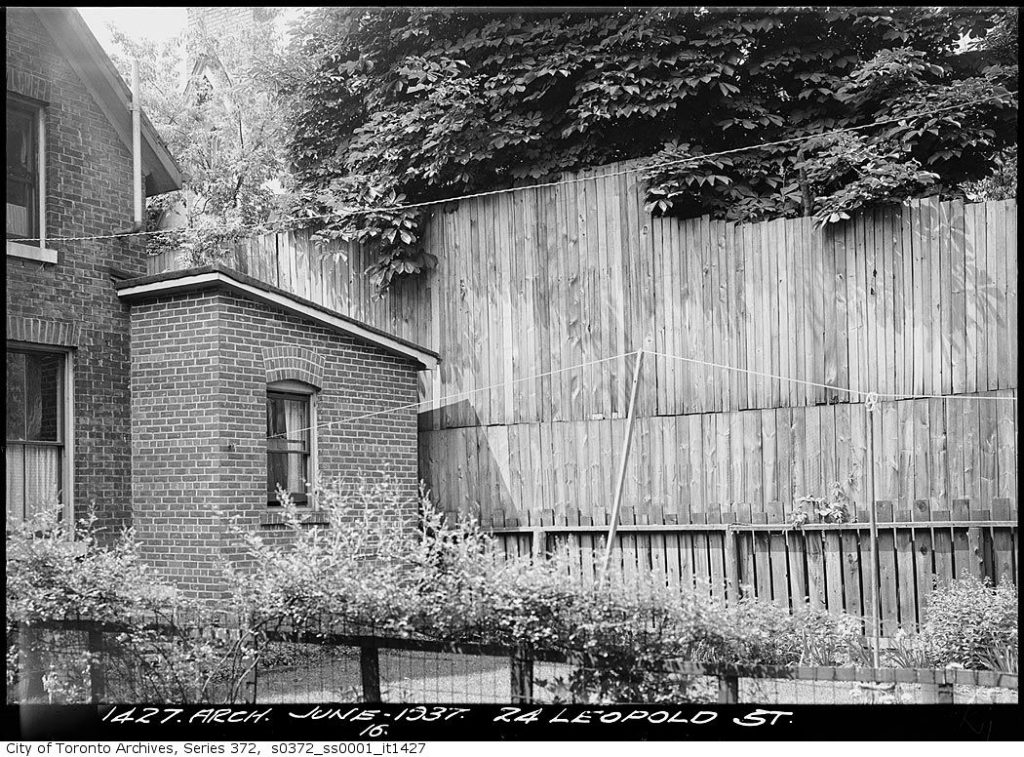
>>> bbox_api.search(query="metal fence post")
[510,644,534,704]
[360,644,382,703]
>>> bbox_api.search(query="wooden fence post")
[717,672,739,704]
[18,626,45,702]
[531,529,547,561]
[87,629,106,704]
[510,644,534,704]
[360,644,382,703]
[724,526,740,601]
[966,526,985,580]
[921,682,954,704]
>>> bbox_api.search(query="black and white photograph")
[4,5,1019,746]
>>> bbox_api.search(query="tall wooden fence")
[148,162,1018,621]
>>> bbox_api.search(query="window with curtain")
[6,348,66,521]
[6,99,39,240]
[266,389,313,505]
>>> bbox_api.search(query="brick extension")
[123,283,427,600]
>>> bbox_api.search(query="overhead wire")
[270,347,1016,440]
[18,89,1018,244]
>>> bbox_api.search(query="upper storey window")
[6,96,55,263]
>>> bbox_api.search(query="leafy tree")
[285,7,1017,292]
[107,16,294,262]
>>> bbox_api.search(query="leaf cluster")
[284,7,1017,291]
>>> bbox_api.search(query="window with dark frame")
[6,348,66,521]
[266,389,312,506]
[6,99,39,240]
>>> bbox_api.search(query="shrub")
[6,510,244,703]
[921,575,1018,670]
[225,480,875,702]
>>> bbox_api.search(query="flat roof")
[116,264,439,370]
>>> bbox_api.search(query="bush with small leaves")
[921,575,1017,671]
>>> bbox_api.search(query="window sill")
[7,240,57,264]
[260,510,329,528]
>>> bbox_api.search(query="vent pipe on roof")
[131,59,144,229]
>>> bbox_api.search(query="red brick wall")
[129,289,421,599]
[6,9,143,533]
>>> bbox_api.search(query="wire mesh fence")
[7,617,1018,706]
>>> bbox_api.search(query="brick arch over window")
[262,346,325,389]
[6,315,80,347]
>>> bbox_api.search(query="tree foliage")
[107,16,294,262]
[285,6,1017,291]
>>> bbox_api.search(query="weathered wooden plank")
[787,529,808,607]
[985,199,1004,390]
[963,202,979,393]
[873,502,899,636]
[673,217,690,414]
[670,415,688,525]
[734,503,754,595]
[752,528,772,604]
[849,405,870,521]
[577,172,597,421]
[709,218,728,411]
[907,199,925,396]
[752,218,769,406]
[691,511,712,598]
[700,414,717,522]
[926,197,943,397]
[893,524,917,630]
[742,410,762,511]
[785,216,801,406]
[911,500,933,627]
[978,393,999,507]
[995,391,1016,499]
[699,215,718,411]
[841,528,864,626]
[823,223,840,403]
[602,168,626,418]
[684,414,703,523]
[804,528,826,611]
[760,408,778,517]
[938,200,953,395]
[846,215,864,401]
[933,520,954,594]
[990,500,1014,587]
[863,208,879,398]
[1005,200,1018,388]
[767,218,783,407]
[948,199,967,395]
[653,214,672,415]
[972,203,990,391]
[708,512,727,599]
[822,530,845,617]
[732,221,749,409]
[951,499,971,581]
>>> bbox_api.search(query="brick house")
[6,7,180,533]
[6,8,438,599]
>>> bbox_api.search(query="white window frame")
[5,342,75,526]
[6,95,57,264]
[266,379,318,508]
